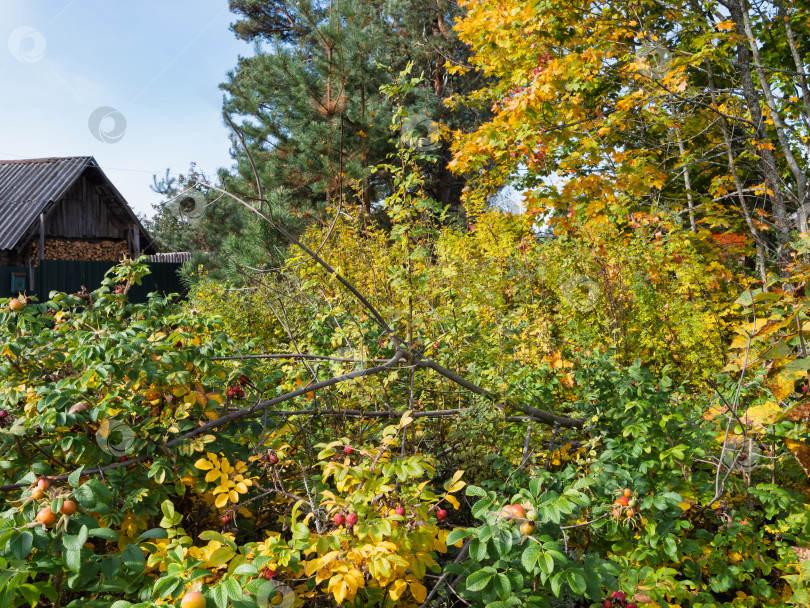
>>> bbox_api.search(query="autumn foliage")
[4,1,810,607]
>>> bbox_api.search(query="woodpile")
[30,239,129,264]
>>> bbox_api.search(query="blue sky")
[0,1,253,217]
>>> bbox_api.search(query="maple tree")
[450,0,810,274]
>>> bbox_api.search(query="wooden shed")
[0,156,155,267]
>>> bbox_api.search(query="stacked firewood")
[30,239,129,262]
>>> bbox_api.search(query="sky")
[0,1,253,218]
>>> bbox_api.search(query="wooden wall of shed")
[45,177,127,239]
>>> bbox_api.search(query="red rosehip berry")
[221,515,230,523]
[343,446,354,455]
[346,512,358,525]
[334,513,346,526]
[626,603,638,608]
[603,601,612,608]
[436,509,448,521]
[267,452,279,465]
[611,591,627,602]
[265,568,277,579]
[239,375,249,385]
[394,506,406,516]
[0,410,8,419]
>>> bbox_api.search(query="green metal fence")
[0,261,186,302]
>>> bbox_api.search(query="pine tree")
[221,0,482,221]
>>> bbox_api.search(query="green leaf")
[73,479,112,513]
[9,532,33,559]
[446,528,469,546]
[466,485,487,497]
[18,584,41,607]
[137,528,169,541]
[89,527,119,541]
[199,530,237,550]
[64,548,82,573]
[212,585,229,608]
[538,552,554,576]
[493,572,511,599]
[550,572,564,597]
[223,579,243,601]
[62,525,89,552]
[153,575,182,599]
[233,563,259,576]
[466,568,495,592]
[101,556,122,579]
[566,570,587,595]
[663,537,678,560]
[521,541,542,571]
[122,544,146,571]
[208,547,235,567]
[160,499,175,520]
[68,466,84,488]
[529,477,544,496]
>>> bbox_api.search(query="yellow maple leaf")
[743,401,782,430]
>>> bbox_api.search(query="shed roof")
[0,156,153,252]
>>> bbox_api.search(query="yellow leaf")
[409,581,427,603]
[389,579,408,601]
[229,490,239,503]
[215,494,229,508]
[448,480,466,494]
[445,495,460,510]
[785,438,810,476]
[400,410,414,428]
[205,470,220,483]
[194,458,214,471]
[317,550,342,571]
[330,577,348,605]
[717,19,734,31]
[742,401,782,430]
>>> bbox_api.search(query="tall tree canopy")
[221,0,483,220]
[450,0,810,274]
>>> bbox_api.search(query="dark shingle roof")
[0,157,94,250]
